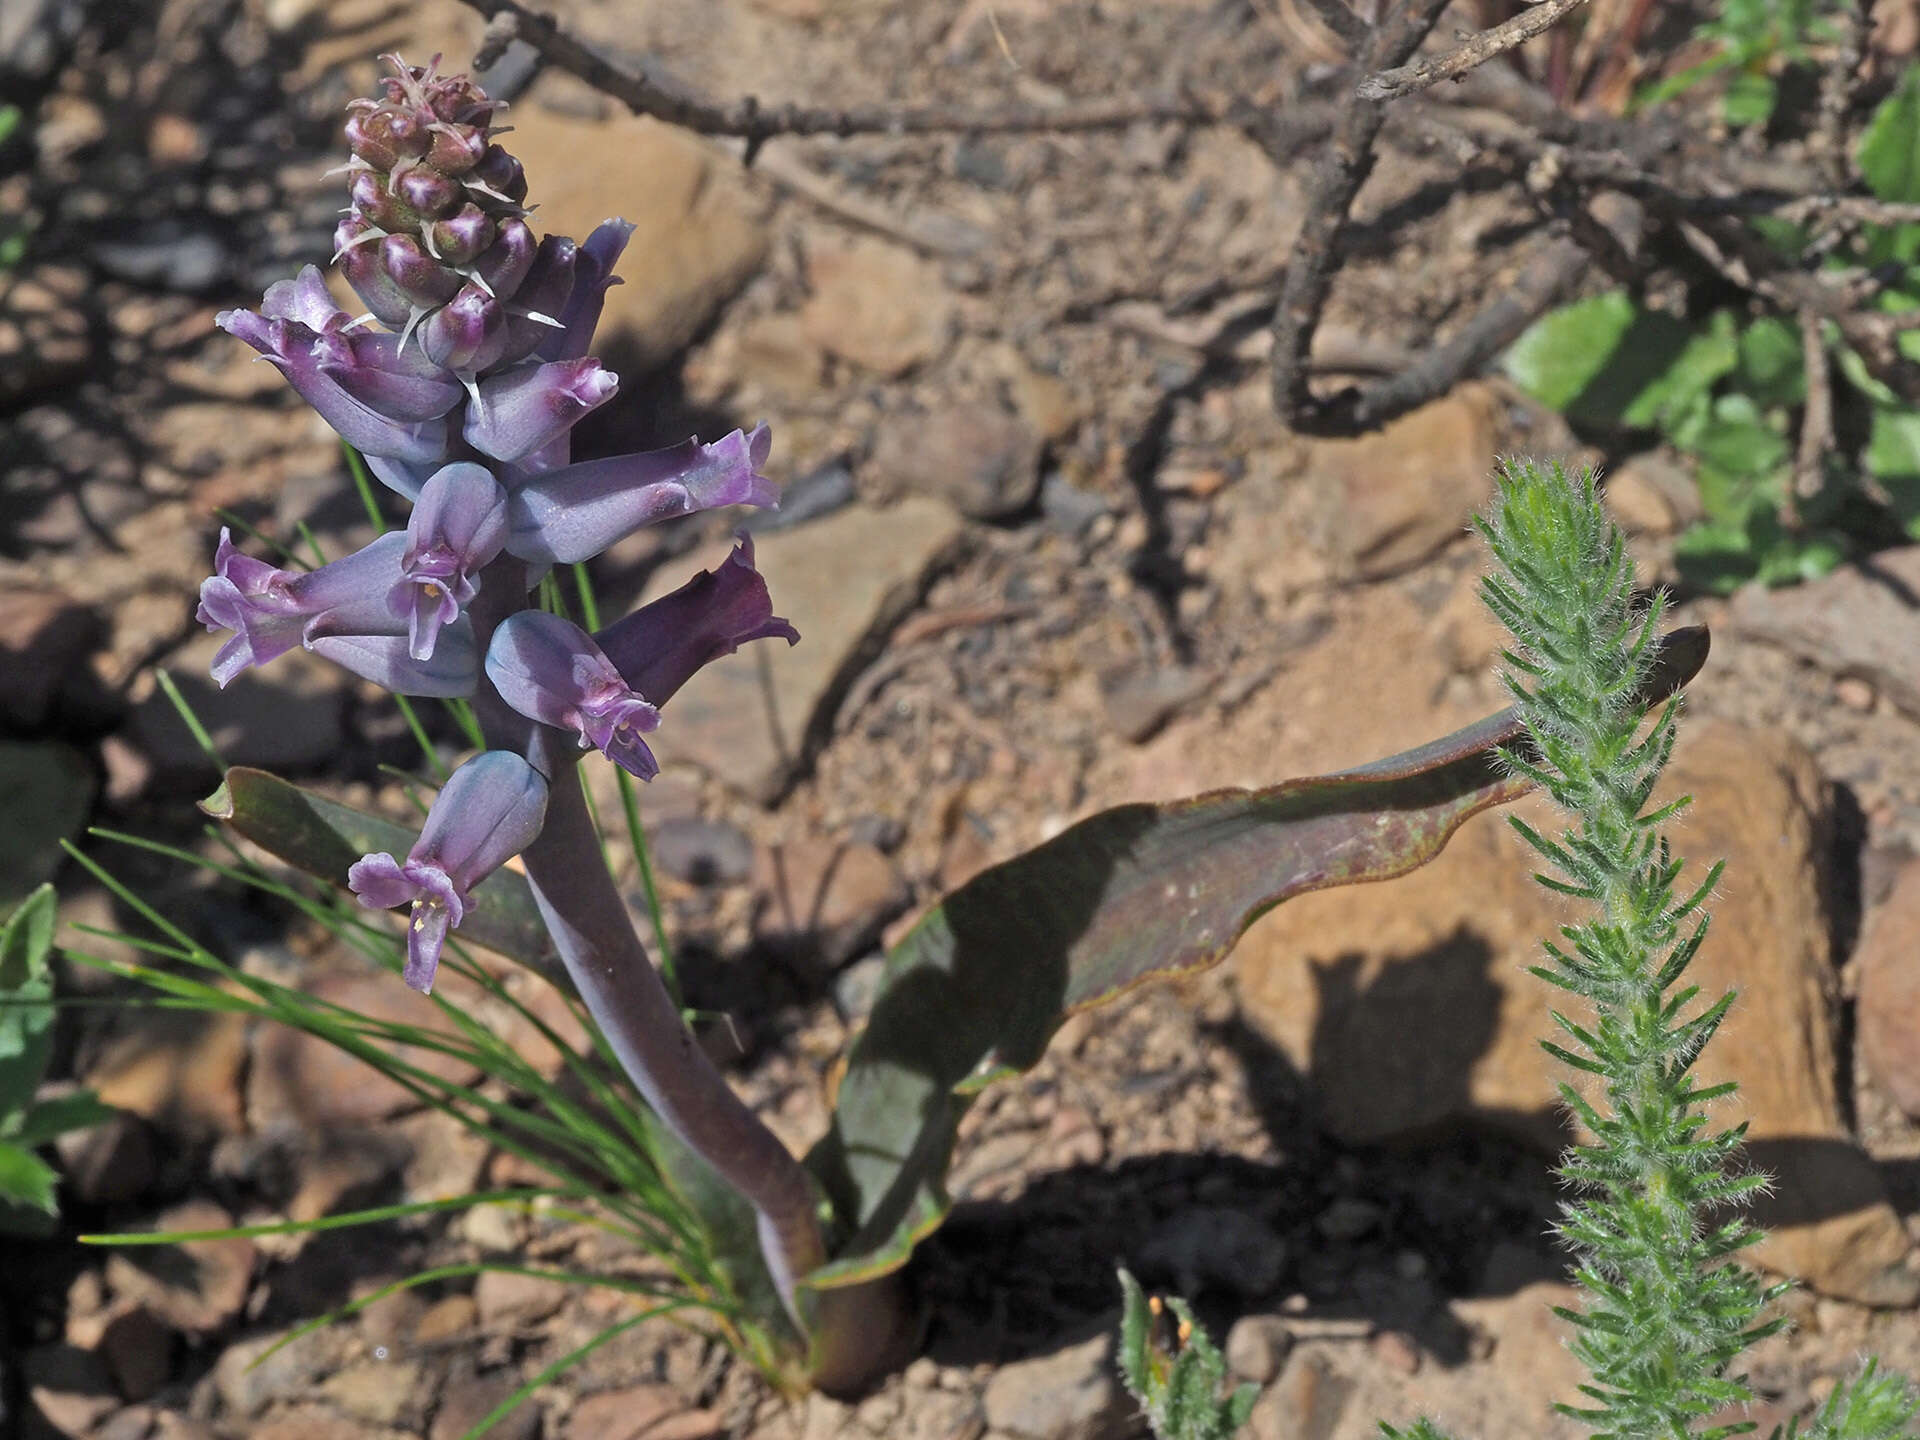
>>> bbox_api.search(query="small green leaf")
[1504,293,1702,428]
[0,1139,59,1216]
[1737,316,1805,407]
[9,1090,115,1148]
[1722,69,1777,127]
[0,886,58,1124]
[1675,523,1760,594]
[1859,67,1920,204]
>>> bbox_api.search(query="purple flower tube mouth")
[348,749,549,992]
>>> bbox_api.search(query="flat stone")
[321,1357,428,1429]
[1224,1315,1293,1386]
[1098,661,1211,744]
[90,1304,173,1401]
[1730,545,1920,723]
[20,1343,117,1438]
[1452,1280,1588,1426]
[753,839,911,967]
[981,1332,1128,1440]
[0,740,94,906]
[868,404,1043,519]
[1234,719,1916,1303]
[428,1366,541,1440]
[566,1381,678,1440]
[1857,860,1920,1117]
[55,1109,157,1206]
[248,969,483,1128]
[103,1200,255,1337]
[642,500,966,801]
[650,817,756,887]
[129,633,346,780]
[251,1406,380,1440]
[1244,1351,1354,1440]
[507,107,768,369]
[86,1008,249,1141]
[475,1268,568,1327]
[0,585,104,730]
[209,1326,354,1417]
[801,236,955,377]
[0,265,90,404]
[1296,383,1500,580]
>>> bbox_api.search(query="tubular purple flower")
[382,233,461,308]
[497,234,576,367]
[348,749,549,992]
[539,218,633,362]
[314,327,463,422]
[474,217,537,299]
[505,423,779,566]
[466,358,618,463]
[260,266,347,331]
[336,219,414,327]
[365,453,433,503]
[421,283,506,372]
[307,621,478,697]
[388,463,507,659]
[485,611,661,780]
[196,529,407,686]
[595,536,798,706]
[217,308,448,462]
[424,203,495,268]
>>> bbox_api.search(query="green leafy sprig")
[1477,459,1786,1438]
[1117,1268,1258,1440]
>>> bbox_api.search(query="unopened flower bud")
[421,283,506,371]
[382,233,461,308]
[425,204,495,268]
[397,165,463,220]
[469,144,527,206]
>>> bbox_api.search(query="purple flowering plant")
[74,54,1726,1422]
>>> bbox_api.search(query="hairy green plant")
[1507,66,1920,593]
[1117,1269,1258,1440]
[1375,460,1920,1440]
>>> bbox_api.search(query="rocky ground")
[7,1,1920,1438]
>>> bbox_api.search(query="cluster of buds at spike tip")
[199,56,798,990]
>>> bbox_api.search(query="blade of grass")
[80,1189,576,1244]
[153,670,224,772]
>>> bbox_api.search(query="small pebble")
[1836,675,1877,712]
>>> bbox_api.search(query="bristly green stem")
[1478,460,1783,1440]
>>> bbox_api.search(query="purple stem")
[466,558,825,1329]
[516,762,827,1319]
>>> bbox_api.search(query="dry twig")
[1357,0,1594,103]
[1788,309,1831,525]
[455,0,1216,160]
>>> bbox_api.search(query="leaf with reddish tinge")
[203,767,559,976]
[802,627,1709,1291]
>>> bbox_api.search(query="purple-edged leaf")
[801,627,1709,1292]
[202,767,559,979]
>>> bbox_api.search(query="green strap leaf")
[0,885,58,1123]
[803,629,1709,1290]
[203,769,559,977]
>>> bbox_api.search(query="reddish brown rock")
[248,969,483,1129]
[1857,859,1920,1117]
[801,237,955,377]
[566,1382,679,1440]
[754,838,911,966]
[104,1200,255,1336]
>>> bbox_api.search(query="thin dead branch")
[1356,0,1594,103]
[1268,0,1453,432]
[1789,309,1831,523]
[1299,0,1374,52]
[455,0,1216,160]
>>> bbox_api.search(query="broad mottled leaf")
[204,769,558,976]
[803,630,1709,1290]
